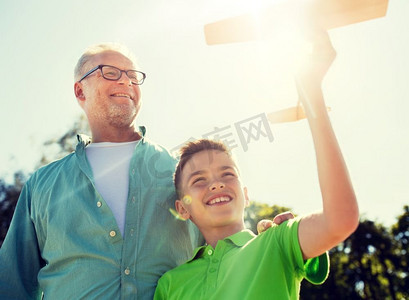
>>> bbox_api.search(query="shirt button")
[96,201,102,208]
[212,258,219,263]
[132,196,136,203]
[132,169,135,175]
[109,230,116,237]
[124,268,130,275]
[209,268,216,273]
[207,249,213,256]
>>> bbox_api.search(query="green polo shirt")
[154,218,329,300]
[0,127,202,300]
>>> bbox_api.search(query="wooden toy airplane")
[204,0,389,123]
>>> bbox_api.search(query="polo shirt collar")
[225,229,255,246]
[188,229,256,263]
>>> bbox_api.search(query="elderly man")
[0,43,202,299]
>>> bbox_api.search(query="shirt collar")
[187,229,256,263]
[77,134,92,147]
[76,126,146,151]
[225,229,255,246]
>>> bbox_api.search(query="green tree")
[244,201,292,233]
[301,220,393,299]
[302,215,409,299]
[37,114,90,167]
[0,115,90,246]
[0,172,25,247]
[391,205,409,299]
[243,201,409,299]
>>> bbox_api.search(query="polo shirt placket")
[203,242,227,298]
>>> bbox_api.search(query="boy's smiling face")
[176,149,249,231]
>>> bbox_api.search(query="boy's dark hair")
[174,139,231,197]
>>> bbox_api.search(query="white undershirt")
[85,141,137,236]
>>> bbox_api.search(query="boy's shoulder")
[161,221,301,279]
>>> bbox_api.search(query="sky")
[0,0,408,226]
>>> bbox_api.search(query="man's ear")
[74,82,86,103]
[175,199,190,220]
[244,187,250,207]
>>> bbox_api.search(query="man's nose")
[117,71,133,85]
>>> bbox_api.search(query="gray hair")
[74,43,138,81]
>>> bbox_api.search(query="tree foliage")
[300,217,408,300]
[1,115,89,247]
[244,201,292,233]
[0,172,25,247]
[37,114,90,167]
[243,201,409,299]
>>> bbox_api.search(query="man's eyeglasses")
[78,64,146,85]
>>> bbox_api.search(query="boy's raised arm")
[295,29,359,260]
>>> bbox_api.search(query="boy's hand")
[257,212,295,234]
[296,29,336,87]
[294,28,336,121]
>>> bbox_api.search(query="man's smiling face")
[77,50,142,129]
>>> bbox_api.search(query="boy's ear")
[175,199,190,220]
[244,187,250,207]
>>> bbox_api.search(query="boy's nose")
[209,181,225,191]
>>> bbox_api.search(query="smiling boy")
[154,140,331,299]
[154,30,359,299]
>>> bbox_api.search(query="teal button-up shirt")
[0,127,201,300]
